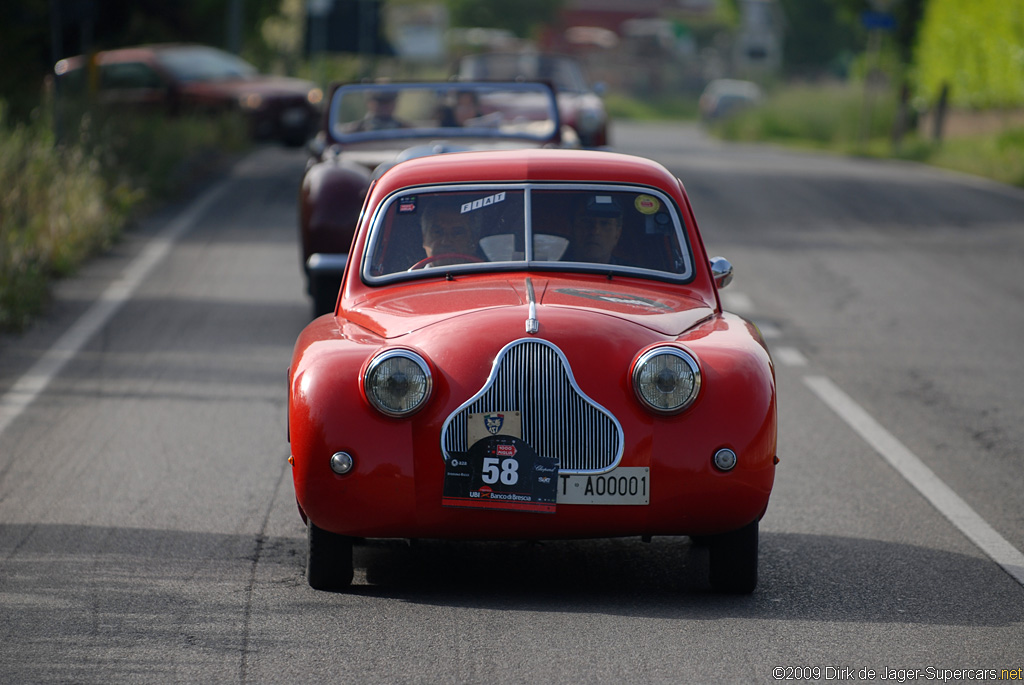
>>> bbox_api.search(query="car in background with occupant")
[54,43,322,146]
[453,52,610,148]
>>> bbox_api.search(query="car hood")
[346,276,714,339]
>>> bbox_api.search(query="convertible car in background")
[287,148,778,594]
[299,80,569,316]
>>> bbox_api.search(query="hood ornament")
[525,278,539,334]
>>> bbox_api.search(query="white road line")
[774,346,808,367]
[0,174,235,440]
[804,375,1024,587]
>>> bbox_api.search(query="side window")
[100,63,163,90]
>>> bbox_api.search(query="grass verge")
[0,104,249,332]
[706,82,1024,189]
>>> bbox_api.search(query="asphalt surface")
[0,122,1022,683]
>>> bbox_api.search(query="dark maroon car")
[54,44,322,146]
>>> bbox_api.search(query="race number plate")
[442,435,559,513]
[557,467,650,505]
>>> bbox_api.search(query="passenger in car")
[438,90,484,127]
[565,195,624,264]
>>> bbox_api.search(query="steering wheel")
[408,253,483,270]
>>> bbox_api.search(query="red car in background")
[287,148,777,594]
[54,44,322,146]
[454,52,610,148]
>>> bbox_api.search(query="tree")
[913,0,1024,108]
[443,0,565,39]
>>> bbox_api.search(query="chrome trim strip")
[440,338,624,474]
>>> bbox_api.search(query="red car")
[287,148,777,594]
[299,80,568,316]
[54,44,322,146]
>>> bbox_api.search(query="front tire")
[708,520,758,594]
[306,521,354,591]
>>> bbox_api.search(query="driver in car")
[345,90,409,132]
[418,200,484,268]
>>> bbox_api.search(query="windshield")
[457,54,590,93]
[329,82,559,143]
[363,184,693,283]
[155,46,258,82]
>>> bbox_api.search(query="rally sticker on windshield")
[442,435,559,513]
[461,192,506,214]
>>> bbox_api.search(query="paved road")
[1,124,1021,683]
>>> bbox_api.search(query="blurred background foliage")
[913,0,1024,108]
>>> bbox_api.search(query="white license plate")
[557,467,649,505]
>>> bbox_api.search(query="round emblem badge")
[634,194,661,215]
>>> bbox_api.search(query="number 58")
[482,457,519,485]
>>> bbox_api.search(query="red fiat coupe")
[287,148,777,593]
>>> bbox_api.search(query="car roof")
[372,149,681,197]
[56,44,230,70]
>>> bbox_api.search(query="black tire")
[708,520,758,594]
[309,275,341,318]
[306,521,354,591]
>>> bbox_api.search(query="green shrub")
[0,102,249,332]
[713,83,897,148]
[914,0,1024,108]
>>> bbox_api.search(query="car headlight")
[238,93,263,110]
[363,349,432,417]
[632,346,701,414]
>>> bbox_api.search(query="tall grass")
[0,103,248,332]
[707,82,1024,188]
[712,82,898,150]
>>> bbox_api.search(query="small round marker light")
[713,448,737,472]
[330,451,354,475]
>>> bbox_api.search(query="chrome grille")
[441,338,623,474]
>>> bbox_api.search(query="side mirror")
[709,256,733,289]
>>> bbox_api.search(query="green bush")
[713,83,897,149]
[914,0,1024,108]
[0,102,249,332]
